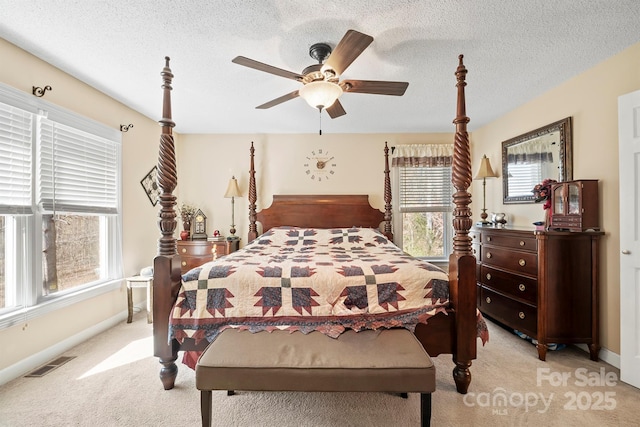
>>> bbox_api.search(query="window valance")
[391,144,453,167]
[506,137,554,164]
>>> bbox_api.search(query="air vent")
[24,356,76,378]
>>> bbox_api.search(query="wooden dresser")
[471,226,603,361]
[177,239,240,274]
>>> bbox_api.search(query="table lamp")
[475,155,498,226]
[224,176,242,239]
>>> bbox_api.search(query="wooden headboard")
[256,194,385,231]
[247,142,394,242]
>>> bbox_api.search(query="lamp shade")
[475,155,498,179]
[299,81,343,110]
[224,176,241,198]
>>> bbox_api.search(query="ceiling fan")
[232,29,409,119]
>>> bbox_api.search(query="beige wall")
[471,42,640,354]
[176,133,453,240]
[0,38,162,370]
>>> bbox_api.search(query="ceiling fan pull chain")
[319,108,322,135]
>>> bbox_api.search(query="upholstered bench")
[196,328,436,427]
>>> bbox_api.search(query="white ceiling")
[1,1,639,134]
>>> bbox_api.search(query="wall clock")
[304,148,336,182]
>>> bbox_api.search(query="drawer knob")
[519,259,526,267]
[485,297,492,304]
[486,252,492,259]
[487,236,492,241]
[518,283,526,292]
[181,248,187,253]
[518,311,525,319]
[181,261,186,267]
[519,240,525,246]
[486,273,492,281]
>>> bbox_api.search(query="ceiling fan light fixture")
[299,80,343,110]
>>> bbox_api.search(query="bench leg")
[420,393,432,427]
[200,390,212,427]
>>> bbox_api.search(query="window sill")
[0,279,123,330]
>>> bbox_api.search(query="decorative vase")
[180,230,190,240]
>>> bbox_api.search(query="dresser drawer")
[177,241,215,274]
[481,287,537,336]
[480,265,537,305]
[179,242,213,257]
[482,246,538,276]
[483,233,536,252]
[472,242,480,258]
[551,216,582,228]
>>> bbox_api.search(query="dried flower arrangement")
[532,178,557,210]
[178,203,196,224]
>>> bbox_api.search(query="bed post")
[153,57,181,390]
[449,54,477,394]
[248,142,258,242]
[383,142,393,241]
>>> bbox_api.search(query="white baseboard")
[0,306,139,386]
[575,343,620,369]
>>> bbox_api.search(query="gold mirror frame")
[502,117,573,204]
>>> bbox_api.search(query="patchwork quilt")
[169,227,453,345]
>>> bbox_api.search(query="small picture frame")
[140,166,160,206]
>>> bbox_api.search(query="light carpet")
[0,312,638,426]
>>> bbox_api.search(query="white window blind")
[0,102,32,214]
[38,116,119,214]
[507,163,542,197]
[399,166,453,212]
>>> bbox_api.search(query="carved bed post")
[153,57,181,390]
[383,142,393,240]
[449,54,477,394]
[248,142,258,242]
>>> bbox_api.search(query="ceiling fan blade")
[341,80,409,96]
[324,30,373,76]
[326,99,346,119]
[232,56,304,81]
[256,90,300,109]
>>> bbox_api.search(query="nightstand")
[126,276,153,323]
[177,239,240,274]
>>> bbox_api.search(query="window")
[392,144,454,262]
[0,82,122,325]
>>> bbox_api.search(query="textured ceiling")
[1,1,639,134]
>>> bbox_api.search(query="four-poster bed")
[152,55,479,394]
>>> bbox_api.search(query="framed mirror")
[502,117,573,204]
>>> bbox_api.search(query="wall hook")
[120,124,134,132]
[32,85,52,97]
